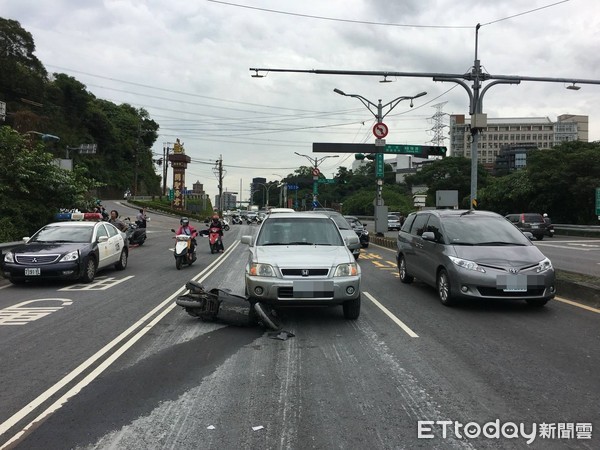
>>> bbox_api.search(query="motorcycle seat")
[186,280,206,293]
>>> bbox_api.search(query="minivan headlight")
[334,263,358,277]
[448,256,486,273]
[536,257,553,273]
[249,263,275,277]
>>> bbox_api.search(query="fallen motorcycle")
[175,280,281,330]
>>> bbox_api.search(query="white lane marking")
[0,299,73,326]
[0,240,241,448]
[555,296,600,314]
[59,276,135,291]
[364,291,419,338]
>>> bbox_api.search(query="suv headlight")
[249,263,275,277]
[60,250,79,262]
[448,256,486,273]
[334,263,358,277]
[536,257,553,273]
[4,252,14,263]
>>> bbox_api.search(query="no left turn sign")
[373,122,388,138]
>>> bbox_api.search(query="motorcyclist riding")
[176,217,198,259]
[209,214,225,252]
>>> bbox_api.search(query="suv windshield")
[441,216,531,246]
[256,217,344,246]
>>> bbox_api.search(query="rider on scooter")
[176,217,198,259]
[209,214,225,251]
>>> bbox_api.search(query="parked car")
[344,215,370,248]
[1,214,128,284]
[505,213,547,240]
[397,209,555,307]
[387,214,401,231]
[305,210,361,259]
[241,212,361,319]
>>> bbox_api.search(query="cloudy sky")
[3,0,599,201]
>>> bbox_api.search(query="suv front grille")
[278,286,335,299]
[280,268,329,277]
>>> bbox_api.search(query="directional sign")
[375,153,385,178]
[286,184,299,190]
[386,144,424,154]
[313,142,447,157]
[317,179,336,184]
[373,123,388,138]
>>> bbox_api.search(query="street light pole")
[294,152,338,209]
[250,24,600,209]
[333,89,426,234]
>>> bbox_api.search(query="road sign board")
[312,142,446,157]
[286,184,299,190]
[375,138,386,147]
[317,179,336,184]
[312,168,320,176]
[596,187,600,215]
[373,123,388,138]
[375,153,384,178]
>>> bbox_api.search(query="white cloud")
[3,0,599,202]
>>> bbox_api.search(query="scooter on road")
[171,229,197,269]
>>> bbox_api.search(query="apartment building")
[449,114,588,169]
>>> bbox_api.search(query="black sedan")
[344,216,370,248]
[2,220,128,284]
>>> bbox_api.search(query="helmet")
[180,217,189,226]
[543,213,548,218]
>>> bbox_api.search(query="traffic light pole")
[251,24,600,210]
[333,90,426,234]
[294,152,338,209]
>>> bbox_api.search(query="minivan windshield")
[442,216,532,246]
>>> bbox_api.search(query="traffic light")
[425,146,447,157]
[355,153,376,160]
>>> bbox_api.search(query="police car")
[1,212,128,284]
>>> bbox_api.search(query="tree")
[0,126,101,240]
[404,157,488,208]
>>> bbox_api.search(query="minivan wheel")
[398,255,413,284]
[535,235,544,241]
[437,269,455,306]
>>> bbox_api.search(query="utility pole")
[250,24,600,209]
[218,155,224,214]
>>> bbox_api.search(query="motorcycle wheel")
[224,225,230,231]
[175,256,183,270]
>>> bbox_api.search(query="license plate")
[25,268,41,276]
[292,280,334,298]
[496,274,527,292]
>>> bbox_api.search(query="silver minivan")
[396,209,556,306]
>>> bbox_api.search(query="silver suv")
[241,212,362,319]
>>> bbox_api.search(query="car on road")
[241,212,362,319]
[1,215,128,284]
[505,213,547,240]
[305,210,361,259]
[387,214,401,231]
[344,215,370,248]
[397,209,555,306]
